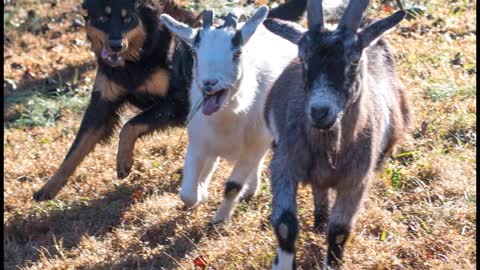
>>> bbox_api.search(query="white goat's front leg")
[180,143,219,208]
[242,152,267,199]
[212,151,265,223]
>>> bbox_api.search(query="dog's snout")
[109,39,123,52]
[202,79,218,87]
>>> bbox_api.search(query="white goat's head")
[160,6,269,115]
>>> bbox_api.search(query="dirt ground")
[4,0,476,269]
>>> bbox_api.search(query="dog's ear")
[80,0,88,19]
[160,14,197,45]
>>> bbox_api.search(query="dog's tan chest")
[137,68,170,96]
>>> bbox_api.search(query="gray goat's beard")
[325,122,342,170]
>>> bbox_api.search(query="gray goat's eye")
[303,61,308,71]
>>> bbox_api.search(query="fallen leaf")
[383,4,393,13]
[193,256,207,270]
[425,251,432,259]
[23,69,36,79]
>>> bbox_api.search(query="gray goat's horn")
[203,9,214,29]
[307,0,324,30]
[338,0,369,32]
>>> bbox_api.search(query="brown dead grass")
[4,0,476,269]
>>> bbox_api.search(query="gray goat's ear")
[160,14,197,45]
[358,10,406,48]
[238,5,269,45]
[338,0,369,32]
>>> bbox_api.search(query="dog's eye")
[97,16,108,23]
[124,16,131,24]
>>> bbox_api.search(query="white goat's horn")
[203,9,214,29]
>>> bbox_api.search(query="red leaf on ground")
[193,256,207,270]
[384,4,393,13]
[425,251,432,259]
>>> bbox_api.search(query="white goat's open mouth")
[101,48,124,66]
[202,89,227,116]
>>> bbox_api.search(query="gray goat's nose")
[202,79,218,87]
[311,106,330,123]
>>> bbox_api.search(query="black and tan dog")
[33,0,308,201]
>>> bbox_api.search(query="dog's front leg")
[116,101,188,179]
[33,90,123,201]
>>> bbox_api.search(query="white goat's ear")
[160,14,197,45]
[358,10,406,48]
[237,5,269,45]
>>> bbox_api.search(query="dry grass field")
[4,0,476,269]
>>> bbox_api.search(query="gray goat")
[263,0,412,269]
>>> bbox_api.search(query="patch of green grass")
[425,82,475,102]
[5,90,89,128]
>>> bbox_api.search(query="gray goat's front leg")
[325,180,368,270]
[270,155,299,270]
[313,184,330,232]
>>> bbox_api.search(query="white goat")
[160,6,298,223]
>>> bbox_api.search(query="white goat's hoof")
[180,192,200,209]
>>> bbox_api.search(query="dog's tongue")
[202,93,222,116]
[101,48,108,59]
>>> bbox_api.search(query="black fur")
[326,224,351,267]
[266,0,307,22]
[273,210,299,253]
[224,181,242,199]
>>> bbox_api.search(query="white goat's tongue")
[202,94,221,116]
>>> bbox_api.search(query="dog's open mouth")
[202,89,227,116]
[101,48,124,66]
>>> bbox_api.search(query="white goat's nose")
[202,79,218,87]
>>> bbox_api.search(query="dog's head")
[81,0,148,67]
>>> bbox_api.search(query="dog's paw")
[33,180,62,201]
[116,154,133,179]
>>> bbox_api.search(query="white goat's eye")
[233,50,242,60]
